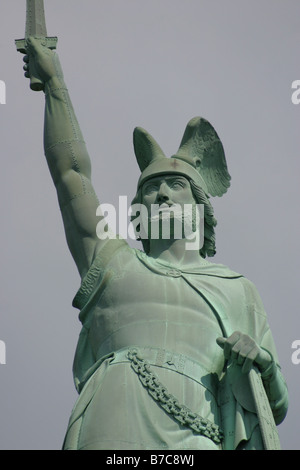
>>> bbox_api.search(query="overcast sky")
[0,0,299,450]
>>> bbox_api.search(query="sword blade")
[248,367,281,450]
[25,0,48,38]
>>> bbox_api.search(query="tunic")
[62,238,287,450]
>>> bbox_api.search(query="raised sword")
[15,0,58,91]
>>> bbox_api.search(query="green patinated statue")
[20,35,288,450]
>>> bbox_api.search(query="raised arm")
[24,38,107,278]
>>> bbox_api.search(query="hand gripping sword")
[15,0,58,91]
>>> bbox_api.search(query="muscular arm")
[25,38,107,278]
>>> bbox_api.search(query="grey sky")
[0,0,299,449]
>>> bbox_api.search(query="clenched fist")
[22,37,63,88]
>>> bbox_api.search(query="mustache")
[150,204,185,220]
[148,204,197,229]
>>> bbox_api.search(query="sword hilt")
[15,36,58,92]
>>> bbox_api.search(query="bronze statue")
[17,2,288,451]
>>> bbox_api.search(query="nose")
[156,182,171,204]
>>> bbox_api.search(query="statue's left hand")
[216,331,272,374]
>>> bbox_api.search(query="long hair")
[130,178,218,258]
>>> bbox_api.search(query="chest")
[98,260,215,316]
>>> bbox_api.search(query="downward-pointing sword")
[248,367,281,450]
[15,0,58,91]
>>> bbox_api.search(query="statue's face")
[140,175,197,240]
[141,175,195,208]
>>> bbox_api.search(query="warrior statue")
[17,1,288,451]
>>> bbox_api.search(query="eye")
[170,180,185,189]
[143,183,158,194]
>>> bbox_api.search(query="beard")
[140,203,202,241]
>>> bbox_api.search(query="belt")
[110,346,218,399]
[110,346,223,445]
